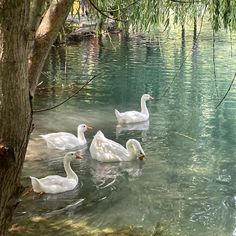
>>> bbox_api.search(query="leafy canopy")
[77,0,236,31]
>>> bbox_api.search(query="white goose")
[30,152,83,194]
[40,124,92,150]
[115,94,153,124]
[89,130,145,162]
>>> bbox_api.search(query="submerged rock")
[66,27,96,43]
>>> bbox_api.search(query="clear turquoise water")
[12,27,236,235]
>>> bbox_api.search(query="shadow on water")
[12,159,159,235]
[9,218,168,236]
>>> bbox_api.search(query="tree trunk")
[28,0,74,96]
[0,0,75,234]
[0,1,32,235]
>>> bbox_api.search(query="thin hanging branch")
[170,0,201,3]
[100,0,141,13]
[230,33,233,58]
[212,30,219,98]
[160,3,207,98]
[33,73,100,113]
[215,72,236,109]
[88,0,127,22]
[34,39,92,112]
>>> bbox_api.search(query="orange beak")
[86,125,93,129]
[76,154,84,160]
[138,155,145,161]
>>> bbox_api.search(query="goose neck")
[126,140,136,161]
[141,98,148,115]
[77,129,86,144]
[64,158,78,182]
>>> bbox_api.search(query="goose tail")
[40,134,47,140]
[96,130,104,136]
[115,109,121,121]
[30,176,42,193]
[40,134,48,144]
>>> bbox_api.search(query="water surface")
[11,26,236,235]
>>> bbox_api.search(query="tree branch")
[29,0,47,37]
[170,0,201,3]
[215,72,236,109]
[33,73,100,113]
[28,0,75,97]
[99,0,141,13]
[88,0,127,23]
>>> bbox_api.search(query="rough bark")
[0,1,32,235]
[0,0,74,234]
[28,0,47,64]
[28,0,74,96]
[29,0,47,42]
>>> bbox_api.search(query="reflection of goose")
[90,161,144,189]
[116,120,149,136]
[40,124,92,150]
[30,152,83,194]
[90,162,121,188]
[115,94,153,124]
[89,131,145,162]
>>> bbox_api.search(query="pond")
[10,25,236,235]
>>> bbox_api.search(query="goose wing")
[39,175,77,193]
[90,131,129,162]
[118,111,147,123]
[41,132,79,150]
[39,175,66,185]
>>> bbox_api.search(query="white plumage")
[30,152,83,194]
[40,124,92,150]
[115,94,153,124]
[89,131,145,162]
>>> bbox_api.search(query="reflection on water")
[90,160,144,188]
[10,27,236,236]
[116,120,149,141]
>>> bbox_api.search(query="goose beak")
[149,96,154,100]
[86,125,93,129]
[76,154,84,160]
[138,155,145,161]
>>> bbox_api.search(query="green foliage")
[65,0,236,33]
[79,0,236,32]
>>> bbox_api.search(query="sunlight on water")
[10,27,236,235]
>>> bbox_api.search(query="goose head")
[141,94,154,101]
[78,124,93,133]
[126,139,146,161]
[64,151,83,161]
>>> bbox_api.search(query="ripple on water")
[13,28,236,236]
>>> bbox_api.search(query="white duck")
[89,130,146,162]
[40,124,92,150]
[115,94,154,124]
[30,152,83,194]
